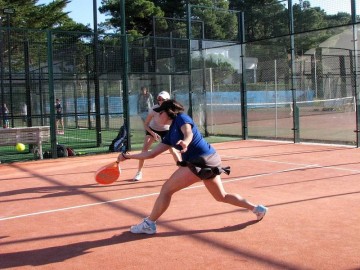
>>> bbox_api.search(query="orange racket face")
[95,162,120,185]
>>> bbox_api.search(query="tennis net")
[200,96,355,125]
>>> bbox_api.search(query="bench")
[0,126,50,159]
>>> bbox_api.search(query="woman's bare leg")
[203,175,256,211]
[149,167,200,221]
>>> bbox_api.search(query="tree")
[192,55,235,84]
[99,0,238,40]
[99,0,164,36]
[325,12,351,27]
[190,0,238,40]
[0,0,94,78]
[229,0,287,41]
[152,0,187,18]
[0,0,91,32]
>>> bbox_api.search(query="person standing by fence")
[1,104,10,128]
[137,86,154,122]
[55,99,64,134]
[20,103,27,126]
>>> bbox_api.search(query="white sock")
[146,217,156,224]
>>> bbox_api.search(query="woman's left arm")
[176,123,193,153]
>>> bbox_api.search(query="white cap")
[157,91,170,100]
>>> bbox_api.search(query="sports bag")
[109,125,127,152]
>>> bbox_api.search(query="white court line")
[222,155,314,167]
[0,192,159,222]
[222,155,360,173]
[0,164,316,222]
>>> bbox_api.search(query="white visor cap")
[157,91,170,100]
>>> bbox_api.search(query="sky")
[37,0,109,29]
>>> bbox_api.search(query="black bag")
[109,125,127,152]
[42,144,68,158]
[57,144,69,157]
[43,151,52,159]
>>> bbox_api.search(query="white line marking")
[0,165,315,222]
[0,192,159,221]
[222,155,360,173]
[222,155,313,167]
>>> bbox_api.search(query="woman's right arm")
[117,143,170,162]
[176,123,193,153]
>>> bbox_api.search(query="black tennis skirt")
[178,152,230,180]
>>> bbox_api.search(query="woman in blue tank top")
[117,100,268,234]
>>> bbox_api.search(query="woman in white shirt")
[133,91,180,181]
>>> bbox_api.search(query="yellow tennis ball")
[16,143,26,152]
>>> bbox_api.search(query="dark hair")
[153,99,184,119]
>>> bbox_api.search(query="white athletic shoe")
[130,218,157,234]
[133,171,142,181]
[253,205,268,221]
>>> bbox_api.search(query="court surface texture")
[1,140,359,269]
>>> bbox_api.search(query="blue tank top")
[162,113,215,161]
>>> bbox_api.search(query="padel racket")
[95,162,121,185]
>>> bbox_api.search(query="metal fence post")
[239,12,248,140]
[288,0,300,143]
[121,0,131,150]
[351,0,360,147]
[46,29,57,158]
[93,0,102,147]
[187,1,193,117]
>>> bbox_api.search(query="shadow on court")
[2,220,300,270]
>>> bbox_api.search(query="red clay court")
[0,140,359,269]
